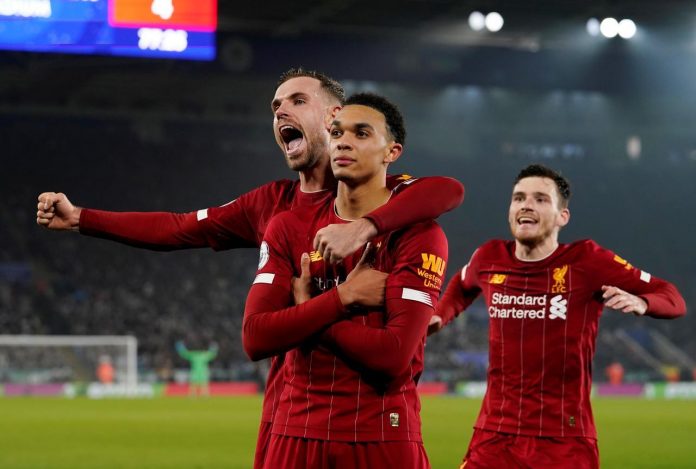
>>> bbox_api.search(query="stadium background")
[1,1,695,467]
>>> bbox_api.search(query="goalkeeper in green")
[175,341,218,397]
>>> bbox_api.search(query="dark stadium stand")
[2,85,694,386]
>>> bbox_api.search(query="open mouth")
[279,125,304,155]
[517,216,537,225]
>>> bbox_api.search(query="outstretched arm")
[175,341,192,360]
[593,243,686,319]
[37,192,253,250]
[313,176,464,263]
[37,192,221,249]
[36,192,81,232]
[430,247,483,334]
[36,182,286,251]
[203,343,219,362]
[601,281,685,319]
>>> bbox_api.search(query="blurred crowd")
[1,116,694,386]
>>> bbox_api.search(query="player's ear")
[558,207,570,227]
[384,142,403,164]
[325,105,342,130]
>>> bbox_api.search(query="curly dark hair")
[277,67,345,105]
[514,164,571,207]
[344,92,406,145]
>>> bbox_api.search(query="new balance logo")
[613,254,634,271]
[549,295,567,320]
[490,274,506,284]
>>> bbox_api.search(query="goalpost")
[0,335,138,394]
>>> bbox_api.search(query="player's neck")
[514,237,559,262]
[299,159,336,192]
[335,177,390,220]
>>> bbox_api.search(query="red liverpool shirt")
[78,175,461,250]
[437,239,685,439]
[243,199,448,442]
[79,174,461,424]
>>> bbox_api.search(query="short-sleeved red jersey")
[244,198,448,442]
[437,239,685,439]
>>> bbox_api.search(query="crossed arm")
[242,245,389,361]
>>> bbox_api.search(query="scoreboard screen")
[0,0,216,60]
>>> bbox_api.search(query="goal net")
[0,335,137,396]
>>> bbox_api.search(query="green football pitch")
[0,396,694,468]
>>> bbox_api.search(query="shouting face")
[272,76,337,171]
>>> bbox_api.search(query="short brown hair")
[277,67,345,105]
[515,164,571,207]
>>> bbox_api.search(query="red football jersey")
[83,179,330,424]
[437,239,685,439]
[244,199,448,442]
[80,179,329,250]
[78,175,459,250]
[79,174,458,426]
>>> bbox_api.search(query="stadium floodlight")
[485,12,504,32]
[618,19,637,39]
[600,17,619,38]
[586,18,601,36]
[468,11,486,31]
